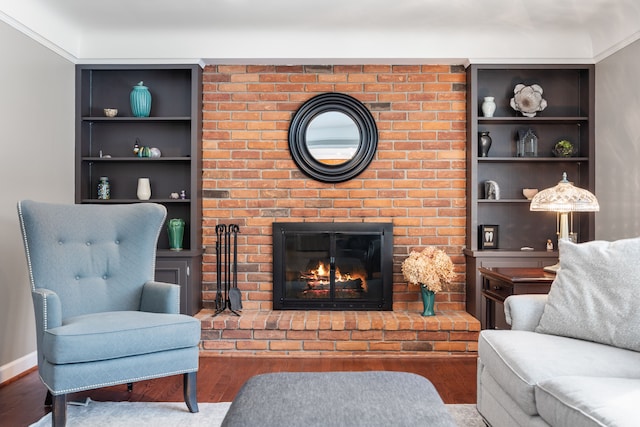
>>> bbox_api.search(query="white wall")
[0,20,74,382]
[595,39,640,240]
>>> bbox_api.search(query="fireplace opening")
[272,222,393,310]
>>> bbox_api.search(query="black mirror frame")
[288,93,378,183]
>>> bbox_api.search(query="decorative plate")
[510,84,547,117]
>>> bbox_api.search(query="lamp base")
[543,263,560,273]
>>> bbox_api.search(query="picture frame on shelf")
[479,225,499,249]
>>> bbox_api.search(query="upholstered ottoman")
[221,371,456,427]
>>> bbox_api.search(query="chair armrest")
[31,289,62,355]
[504,294,548,331]
[140,281,180,314]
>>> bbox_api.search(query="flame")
[313,262,329,277]
[305,261,367,291]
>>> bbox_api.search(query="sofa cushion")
[536,237,640,352]
[43,311,201,364]
[536,376,640,427]
[479,330,640,416]
[478,361,551,427]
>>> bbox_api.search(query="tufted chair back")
[18,200,166,319]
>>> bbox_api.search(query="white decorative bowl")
[523,188,539,200]
[104,108,118,117]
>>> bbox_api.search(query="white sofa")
[477,238,640,427]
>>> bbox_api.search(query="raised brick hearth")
[197,310,479,355]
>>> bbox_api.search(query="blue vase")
[420,286,436,317]
[130,81,151,117]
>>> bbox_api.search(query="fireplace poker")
[214,224,226,315]
[228,224,242,312]
[225,223,230,306]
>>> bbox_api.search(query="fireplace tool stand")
[214,224,241,317]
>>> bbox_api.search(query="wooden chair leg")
[127,382,133,392]
[52,393,67,427]
[183,372,199,413]
[44,390,53,407]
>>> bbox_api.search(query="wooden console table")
[480,267,555,329]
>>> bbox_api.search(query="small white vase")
[137,178,151,200]
[481,96,496,117]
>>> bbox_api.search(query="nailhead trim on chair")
[44,368,198,395]
[17,201,37,292]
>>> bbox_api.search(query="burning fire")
[302,261,367,292]
[311,261,330,280]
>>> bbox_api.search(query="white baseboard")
[0,351,37,384]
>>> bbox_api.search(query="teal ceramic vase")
[130,81,151,117]
[168,218,185,251]
[420,286,436,317]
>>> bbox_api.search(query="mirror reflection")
[306,111,360,165]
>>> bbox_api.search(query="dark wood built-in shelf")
[478,157,588,162]
[82,116,192,121]
[464,64,595,328]
[75,64,203,315]
[81,199,192,203]
[478,116,588,124]
[81,157,191,161]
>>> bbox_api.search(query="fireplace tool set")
[214,224,242,316]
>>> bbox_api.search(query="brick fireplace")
[197,64,479,355]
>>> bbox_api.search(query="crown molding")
[593,30,640,63]
[0,11,77,63]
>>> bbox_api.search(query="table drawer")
[483,281,513,301]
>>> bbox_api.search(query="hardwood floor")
[0,355,477,426]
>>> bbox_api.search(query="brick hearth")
[197,309,479,355]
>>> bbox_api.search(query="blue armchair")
[17,200,200,426]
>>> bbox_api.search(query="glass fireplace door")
[273,222,393,310]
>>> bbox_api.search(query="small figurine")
[133,138,151,157]
[546,239,553,251]
[169,192,180,199]
[484,180,500,200]
[180,190,187,199]
[137,146,151,157]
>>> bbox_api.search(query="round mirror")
[306,111,360,166]
[289,93,378,183]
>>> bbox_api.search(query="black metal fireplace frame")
[272,222,393,310]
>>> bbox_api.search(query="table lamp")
[530,172,599,273]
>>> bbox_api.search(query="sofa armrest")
[504,294,548,331]
[140,281,180,314]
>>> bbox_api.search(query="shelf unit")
[75,64,203,315]
[465,64,595,327]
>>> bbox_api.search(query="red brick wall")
[201,64,467,313]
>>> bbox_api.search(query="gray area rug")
[30,399,484,426]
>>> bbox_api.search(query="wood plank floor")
[0,355,477,426]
